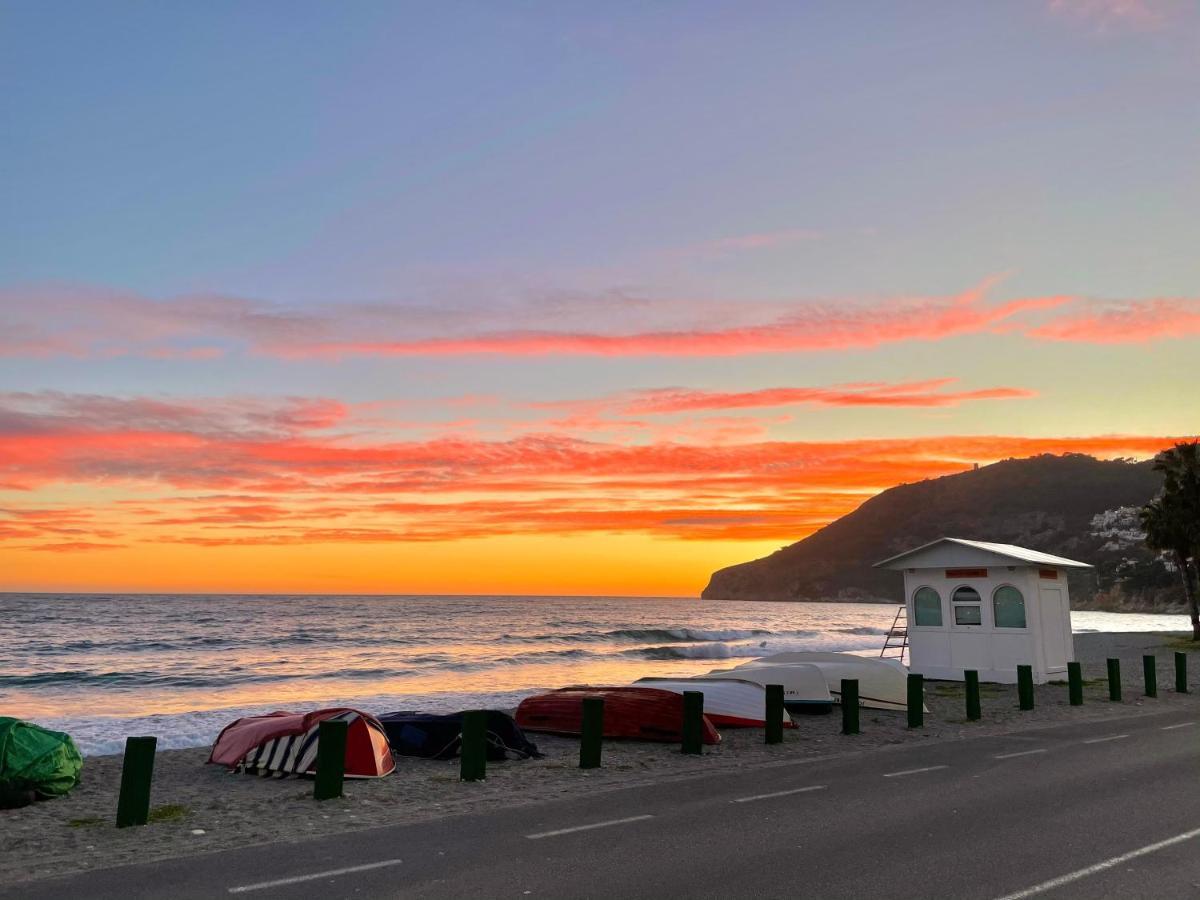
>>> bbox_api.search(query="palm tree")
[1141,498,1199,639]
[1154,441,1200,519]
[1142,441,1200,640]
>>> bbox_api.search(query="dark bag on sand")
[378,711,541,761]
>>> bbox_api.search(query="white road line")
[731,785,827,803]
[1082,733,1129,744]
[993,826,1200,900]
[1162,721,1195,730]
[526,814,654,840]
[228,859,404,893]
[993,748,1048,760]
[882,765,948,778]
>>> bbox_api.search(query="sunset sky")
[2,1,1198,595]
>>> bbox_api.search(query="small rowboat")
[733,652,918,712]
[696,663,833,714]
[632,677,795,728]
[515,686,721,744]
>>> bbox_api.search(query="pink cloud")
[1048,0,1179,30]
[0,388,1182,498]
[1027,298,1200,343]
[0,392,348,439]
[670,228,824,259]
[617,379,1035,414]
[308,287,1069,358]
[5,279,1195,360]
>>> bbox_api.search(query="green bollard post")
[681,690,704,755]
[1017,665,1034,711]
[580,697,603,769]
[907,673,924,728]
[841,679,860,735]
[965,670,981,721]
[460,709,487,781]
[1068,661,1083,706]
[1144,655,1157,698]
[313,718,348,801]
[765,684,784,745]
[1176,652,1188,694]
[1107,658,1122,702]
[115,736,157,828]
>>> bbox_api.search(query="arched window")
[993,585,1027,628]
[952,586,982,625]
[913,587,942,626]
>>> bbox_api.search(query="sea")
[0,593,1185,756]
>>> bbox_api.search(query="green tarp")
[0,717,83,807]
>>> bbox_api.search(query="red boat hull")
[515,686,721,744]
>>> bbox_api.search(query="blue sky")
[5,1,1197,303]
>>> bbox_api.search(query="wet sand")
[5,631,1197,884]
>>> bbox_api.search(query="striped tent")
[207,708,394,778]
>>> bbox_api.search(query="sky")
[1,0,1198,596]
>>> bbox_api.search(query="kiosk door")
[1039,587,1070,673]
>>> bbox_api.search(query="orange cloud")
[20,541,127,552]
[0,390,1188,560]
[0,434,1185,548]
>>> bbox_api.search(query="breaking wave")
[502,626,786,644]
[834,626,887,636]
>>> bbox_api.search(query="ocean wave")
[23,632,427,656]
[625,636,880,661]
[426,647,602,673]
[501,626,790,644]
[629,643,741,660]
[1,666,420,689]
[834,626,887,636]
[606,627,777,643]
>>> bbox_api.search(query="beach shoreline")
[4,630,1198,885]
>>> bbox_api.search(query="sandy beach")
[5,631,1198,885]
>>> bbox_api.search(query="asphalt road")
[10,708,1200,900]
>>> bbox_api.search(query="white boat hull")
[697,663,833,714]
[734,652,919,713]
[632,677,793,728]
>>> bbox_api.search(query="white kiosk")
[874,538,1091,684]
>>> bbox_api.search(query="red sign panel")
[1039,568,1058,580]
[945,568,987,579]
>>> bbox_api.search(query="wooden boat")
[632,677,795,728]
[695,664,833,715]
[515,686,720,744]
[732,652,918,712]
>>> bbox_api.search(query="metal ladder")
[880,604,908,663]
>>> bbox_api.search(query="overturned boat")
[515,686,721,744]
[632,677,795,728]
[377,710,540,761]
[694,664,833,715]
[727,652,917,713]
[207,708,395,778]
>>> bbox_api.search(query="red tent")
[208,708,394,778]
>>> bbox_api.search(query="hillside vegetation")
[702,454,1179,611]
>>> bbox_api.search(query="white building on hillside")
[874,538,1092,684]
